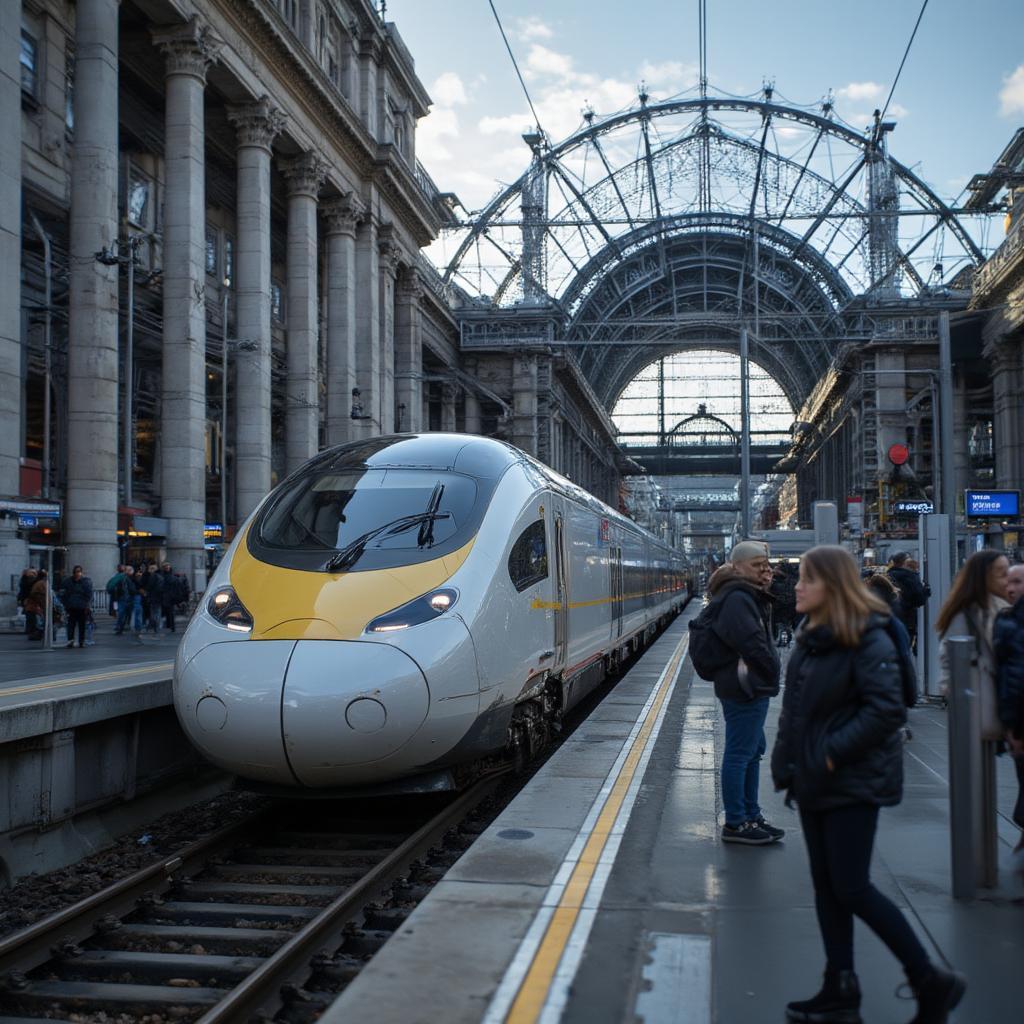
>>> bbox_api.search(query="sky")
[389,0,1024,243]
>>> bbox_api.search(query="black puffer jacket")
[887,566,929,631]
[707,565,781,702]
[771,614,907,811]
[994,600,1024,737]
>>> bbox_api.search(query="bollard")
[947,636,979,899]
[947,636,999,898]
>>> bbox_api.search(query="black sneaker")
[754,815,785,840]
[721,821,775,845]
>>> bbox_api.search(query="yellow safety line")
[504,632,689,1023]
[530,586,687,611]
[0,662,175,700]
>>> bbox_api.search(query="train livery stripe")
[530,584,688,612]
[484,630,690,1024]
[0,662,176,699]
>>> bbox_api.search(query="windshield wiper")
[417,482,446,548]
[324,511,452,572]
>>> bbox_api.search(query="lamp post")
[221,279,229,536]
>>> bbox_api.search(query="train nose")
[281,640,430,786]
[174,640,297,784]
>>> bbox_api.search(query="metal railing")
[973,217,1024,299]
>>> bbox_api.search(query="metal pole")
[947,635,981,899]
[221,283,229,537]
[739,327,751,537]
[938,310,956,569]
[124,238,135,508]
[43,551,53,651]
[30,213,52,499]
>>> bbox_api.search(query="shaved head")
[1007,563,1024,605]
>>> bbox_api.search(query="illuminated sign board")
[964,490,1020,518]
[892,501,934,515]
[204,522,224,541]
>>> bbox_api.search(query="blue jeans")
[117,595,142,633]
[720,696,770,827]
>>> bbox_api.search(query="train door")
[611,545,623,641]
[553,508,569,670]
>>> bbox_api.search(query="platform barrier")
[947,635,999,898]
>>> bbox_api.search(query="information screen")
[964,490,1020,518]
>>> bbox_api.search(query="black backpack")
[688,598,737,680]
[879,618,919,708]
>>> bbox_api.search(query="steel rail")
[195,775,503,1023]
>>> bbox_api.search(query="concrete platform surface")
[321,610,1024,1024]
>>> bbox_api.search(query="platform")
[323,611,1024,1023]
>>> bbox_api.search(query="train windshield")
[251,467,481,571]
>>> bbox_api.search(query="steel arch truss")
[444,96,985,410]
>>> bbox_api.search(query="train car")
[173,434,691,794]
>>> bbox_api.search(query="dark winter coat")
[17,573,37,604]
[993,600,1024,737]
[887,566,930,631]
[159,571,181,608]
[139,571,163,603]
[117,575,138,601]
[706,564,781,702]
[771,614,907,811]
[59,575,94,611]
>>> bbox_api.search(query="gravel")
[0,790,267,941]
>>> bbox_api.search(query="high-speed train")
[174,434,691,793]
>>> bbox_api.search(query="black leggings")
[66,608,87,646]
[800,803,930,977]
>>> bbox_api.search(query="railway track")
[0,780,501,1023]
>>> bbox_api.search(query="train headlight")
[206,586,254,633]
[365,588,459,633]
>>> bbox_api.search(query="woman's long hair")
[934,549,1005,636]
[801,546,888,647]
[865,571,899,607]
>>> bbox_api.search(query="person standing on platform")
[106,564,125,617]
[114,566,142,640]
[59,565,93,649]
[704,539,783,845]
[23,570,46,641]
[160,562,183,633]
[936,550,1009,741]
[139,563,163,635]
[887,551,930,653]
[992,562,1024,856]
[772,545,965,1024]
[17,567,38,638]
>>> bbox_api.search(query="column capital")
[152,16,222,82]
[322,192,365,237]
[397,268,425,303]
[280,151,328,199]
[227,95,287,152]
[378,223,402,278]
[359,34,384,61]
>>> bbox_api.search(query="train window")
[508,521,547,592]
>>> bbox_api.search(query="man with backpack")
[689,540,783,845]
[887,551,930,653]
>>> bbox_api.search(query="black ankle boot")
[907,964,966,1024]
[786,969,862,1023]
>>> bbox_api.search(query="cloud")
[479,111,534,136]
[417,107,460,162]
[431,71,467,106]
[836,81,885,103]
[638,60,697,91]
[514,16,553,41]
[525,43,575,80]
[1000,65,1024,116]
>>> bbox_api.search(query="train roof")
[315,434,520,479]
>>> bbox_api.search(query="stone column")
[989,341,1024,492]
[281,151,327,473]
[378,233,400,434]
[153,17,221,578]
[0,9,25,611]
[512,353,539,454]
[227,97,285,520]
[66,0,120,576]
[354,216,380,436]
[394,269,424,433]
[358,35,380,138]
[440,383,458,433]
[463,391,482,435]
[323,193,364,446]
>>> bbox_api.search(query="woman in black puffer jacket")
[772,546,964,1024]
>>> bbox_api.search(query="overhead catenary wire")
[486,0,546,138]
[877,0,930,130]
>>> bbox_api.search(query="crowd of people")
[690,540,1024,1024]
[15,561,193,646]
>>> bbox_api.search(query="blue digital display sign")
[965,490,1020,518]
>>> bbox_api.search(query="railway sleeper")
[44,949,264,985]
[1,978,227,1013]
[210,862,367,882]
[146,900,319,925]
[172,880,344,902]
[236,846,390,866]
[99,923,292,955]
[272,831,406,848]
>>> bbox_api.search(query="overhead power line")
[486,0,546,138]
[878,0,930,128]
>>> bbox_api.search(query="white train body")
[173,435,690,793]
